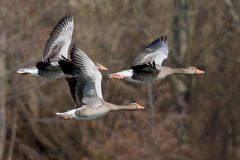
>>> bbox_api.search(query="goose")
[17,15,74,80]
[108,36,204,83]
[55,45,144,120]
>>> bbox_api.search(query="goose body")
[17,65,64,80]
[108,36,204,83]
[109,66,204,84]
[56,103,110,120]
[17,15,74,80]
[56,45,144,120]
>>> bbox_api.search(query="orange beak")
[195,68,205,74]
[99,64,108,71]
[136,103,145,110]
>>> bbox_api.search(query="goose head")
[188,67,205,74]
[130,103,145,110]
[95,63,108,71]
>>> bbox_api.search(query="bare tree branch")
[0,32,6,160]
[7,108,17,160]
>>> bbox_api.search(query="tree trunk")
[172,0,192,143]
[0,33,6,160]
[147,83,155,141]
[172,0,190,114]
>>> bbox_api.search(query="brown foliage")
[1,0,240,160]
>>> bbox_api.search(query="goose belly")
[132,72,157,83]
[74,106,110,120]
[38,67,64,79]
[125,78,144,84]
[74,113,108,120]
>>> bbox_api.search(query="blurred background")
[1,0,240,160]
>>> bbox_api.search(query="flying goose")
[17,15,74,79]
[56,45,144,120]
[108,36,204,83]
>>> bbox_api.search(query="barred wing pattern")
[70,45,103,99]
[133,36,169,68]
[58,57,102,107]
[43,15,74,62]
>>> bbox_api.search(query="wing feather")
[58,45,103,107]
[70,45,103,99]
[131,61,159,74]
[134,36,169,67]
[43,15,74,61]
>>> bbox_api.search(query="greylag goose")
[56,45,144,120]
[17,15,74,79]
[108,36,204,83]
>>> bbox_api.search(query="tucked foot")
[63,116,71,120]
[108,74,126,79]
[55,112,72,120]
[55,115,71,120]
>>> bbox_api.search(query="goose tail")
[55,109,76,120]
[108,69,133,79]
[17,67,38,76]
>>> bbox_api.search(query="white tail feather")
[17,67,38,75]
[108,69,133,77]
[55,109,76,119]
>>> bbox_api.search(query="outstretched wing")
[65,76,101,107]
[76,78,102,107]
[133,36,169,68]
[43,15,73,62]
[70,45,103,99]
[131,61,159,74]
[65,77,79,106]
[58,46,103,107]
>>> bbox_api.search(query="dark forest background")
[1,0,240,160]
